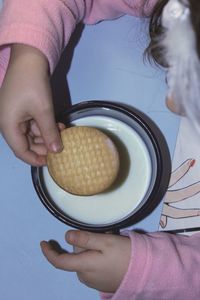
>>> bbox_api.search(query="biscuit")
[47,126,120,196]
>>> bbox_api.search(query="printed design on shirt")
[160,159,200,229]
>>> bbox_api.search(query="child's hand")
[40,230,131,293]
[0,44,63,166]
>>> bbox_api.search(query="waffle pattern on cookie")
[47,126,120,195]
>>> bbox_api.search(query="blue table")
[0,14,180,300]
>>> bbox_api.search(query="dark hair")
[189,0,200,58]
[145,0,200,66]
[145,0,169,67]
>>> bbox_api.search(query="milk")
[42,116,153,225]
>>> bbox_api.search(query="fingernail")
[66,231,76,242]
[50,142,63,153]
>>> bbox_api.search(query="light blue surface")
[0,15,180,300]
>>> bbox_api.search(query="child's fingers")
[29,141,48,156]
[2,125,46,166]
[30,121,65,138]
[65,230,112,252]
[27,131,47,159]
[58,122,66,131]
[33,136,44,144]
[29,120,41,137]
[40,241,68,270]
[73,246,86,254]
[40,241,98,272]
[35,110,63,153]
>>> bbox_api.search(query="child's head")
[146,0,200,132]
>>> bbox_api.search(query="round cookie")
[47,126,120,196]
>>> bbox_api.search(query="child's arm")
[41,230,200,299]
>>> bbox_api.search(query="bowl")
[31,100,171,232]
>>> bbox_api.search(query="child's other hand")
[40,230,131,293]
[0,44,63,166]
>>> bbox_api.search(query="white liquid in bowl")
[43,116,153,225]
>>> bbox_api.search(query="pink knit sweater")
[1,1,200,299]
[101,231,200,299]
[0,0,156,83]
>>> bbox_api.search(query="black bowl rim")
[31,100,171,232]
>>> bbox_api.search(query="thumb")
[35,108,63,153]
[66,230,106,252]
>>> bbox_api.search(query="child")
[1,0,200,299]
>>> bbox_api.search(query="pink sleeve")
[0,0,157,84]
[101,231,200,300]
